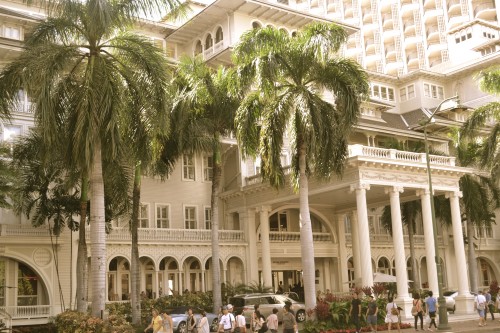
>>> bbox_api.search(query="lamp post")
[421,95,459,331]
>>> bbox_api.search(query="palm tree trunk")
[466,216,478,293]
[297,140,316,312]
[211,139,222,314]
[407,218,420,290]
[90,141,107,318]
[76,177,88,312]
[131,163,142,324]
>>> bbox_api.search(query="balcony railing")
[0,305,51,319]
[262,231,332,242]
[0,224,50,237]
[95,227,246,243]
[348,145,456,166]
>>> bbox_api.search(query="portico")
[229,143,475,315]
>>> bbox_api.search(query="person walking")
[219,306,233,333]
[282,305,297,333]
[252,311,265,333]
[349,292,362,333]
[266,308,279,333]
[496,293,500,321]
[234,309,247,333]
[145,309,163,333]
[484,289,495,320]
[199,310,211,333]
[187,308,197,333]
[385,297,400,333]
[475,290,487,327]
[425,292,437,331]
[365,295,378,333]
[251,304,260,333]
[161,311,173,333]
[412,293,424,331]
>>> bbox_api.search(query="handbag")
[411,300,418,316]
[390,303,399,316]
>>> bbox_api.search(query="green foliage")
[302,319,329,333]
[54,310,135,333]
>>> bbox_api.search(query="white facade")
[1,0,500,328]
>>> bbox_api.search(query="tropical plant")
[0,0,183,316]
[233,23,369,311]
[172,56,242,313]
[0,144,16,209]
[461,66,500,179]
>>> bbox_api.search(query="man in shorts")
[365,295,378,333]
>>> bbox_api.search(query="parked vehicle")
[166,306,218,333]
[228,293,306,325]
[441,291,476,314]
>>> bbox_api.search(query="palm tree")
[452,135,500,293]
[460,66,500,178]
[172,56,242,313]
[233,23,369,311]
[0,143,16,209]
[0,0,181,316]
[120,89,173,324]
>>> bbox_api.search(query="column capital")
[445,190,463,199]
[350,183,370,193]
[416,188,434,197]
[257,205,272,213]
[384,186,404,195]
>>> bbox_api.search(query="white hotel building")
[0,0,499,328]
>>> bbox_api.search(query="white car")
[443,291,457,313]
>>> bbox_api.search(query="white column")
[243,209,259,283]
[446,191,469,295]
[201,269,206,292]
[351,184,373,287]
[154,270,159,298]
[417,189,439,296]
[259,206,273,288]
[337,214,350,292]
[386,186,410,298]
[350,211,361,280]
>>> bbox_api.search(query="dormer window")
[205,34,213,50]
[194,40,202,56]
[215,27,223,44]
[252,21,262,29]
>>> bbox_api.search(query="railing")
[0,224,50,237]
[213,40,224,53]
[203,46,213,59]
[263,231,332,242]
[100,227,245,243]
[348,144,456,166]
[0,305,51,319]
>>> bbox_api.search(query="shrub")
[54,310,103,333]
[102,314,135,333]
[315,301,332,321]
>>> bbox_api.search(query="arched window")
[377,257,390,275]
[252,21,262,29]
[194,40,202,55]
[215,27,223,43]
[279,27,288,35]
[205,34,213,50]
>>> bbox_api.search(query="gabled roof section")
[165,0,357,44]
[0,5,44,22]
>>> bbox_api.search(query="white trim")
[139,203,150,228]
[203,205,212,230]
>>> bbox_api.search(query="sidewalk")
[376,314,500,333]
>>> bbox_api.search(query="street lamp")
[420,95,460,331]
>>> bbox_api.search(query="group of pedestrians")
[219,303,296,333]
[349,293,379,333]
[411,292,437,332]
[475,289,500,327]
[145,308,211,333]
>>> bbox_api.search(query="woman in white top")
[252,311,264,333]
[385,298,400,332]
[198,311,210,333]
[234,310,247,333]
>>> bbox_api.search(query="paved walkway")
[375,313,500,333]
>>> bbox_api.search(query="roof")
[165,0,358,44]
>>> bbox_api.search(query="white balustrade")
[265,231,331,242]
[0,305,51,319]
[96,227,245,243]
[0,224,50,237]
[213,41,224,53]
[203,46,214,59]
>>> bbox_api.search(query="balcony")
[426,25,440,38]
[423,0,436,9]
[406,51,419,63]
[474,3,497,21]
[423,8,443,23]
[427,40,446,54]
[448,13,469,28]
[245,145,456,186]
[362,11,373,24]
[401,1,419,15]
[0,305,51,320]
[0,224,49,237]
[382,14,394,29]
[86,227,245,243]
[262,231,332,242]
[447,0,461,13]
